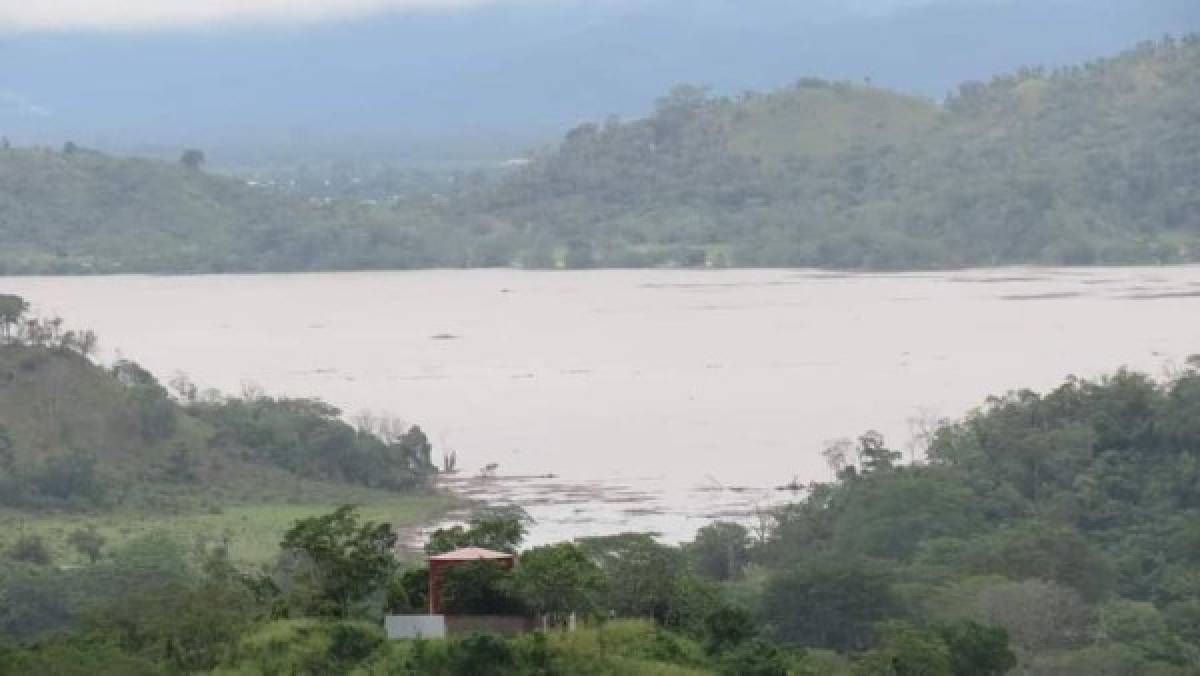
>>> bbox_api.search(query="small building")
[386,546,523,640]
[428,546,516,615]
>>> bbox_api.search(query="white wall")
[385,615,446,640]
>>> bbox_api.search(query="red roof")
[428,546,515,562]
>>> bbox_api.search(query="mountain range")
[2,0,1198,165]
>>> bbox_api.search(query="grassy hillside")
[0,346,436,502]
[724,83,940,163]
[0,148,291,273]
[0,304,450,564]
[1,35,1197,272]
[0,497,455,568]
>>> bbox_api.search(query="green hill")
[0,302,448,563]
[0,344,437,509]
[480,35,1200,268]
[1,35,1197,272]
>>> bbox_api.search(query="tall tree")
[857,430,902,474]
[513,543,606,622]
[761,557,897,651]
[280,506,397,617]
[688,522,750,581]
[179,149,206,171]
[424,513,526,556]
[0,294,28,343]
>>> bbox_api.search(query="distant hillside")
[477,35,1200,268]
[0,147,481,273]
[1,36,1198,272]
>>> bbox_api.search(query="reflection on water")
[5,266,1200,542]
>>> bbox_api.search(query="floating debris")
[1000,292,1083,301]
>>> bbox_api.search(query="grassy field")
[0,493,459,567]
[725,82,939,163]
[217,619,720,675]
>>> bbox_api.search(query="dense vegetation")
[6,335,1200,673]
[477,35,1200,268]
[2,35,1198,273]
[738,360,1200,673]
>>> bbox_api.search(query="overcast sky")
[0,0,941,31]
[0,0,502,30]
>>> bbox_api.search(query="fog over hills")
[2,0,1198,164]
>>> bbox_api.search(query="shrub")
[936,620,1017,676]
[702,605,755,655]
[8,534,52,565]
[328,622,384,664]
[30,449,106,508]
[716,638,788,676]
[449,633,513,674]
[67,526,106,564]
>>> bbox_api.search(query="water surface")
[7,267,1199,542]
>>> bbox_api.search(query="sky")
[2,0,1195,161]
[0,0,936,31]
[0,0,498,30]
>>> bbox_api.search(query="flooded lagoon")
[7,266,1200,543]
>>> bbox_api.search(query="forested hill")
[476,35,1200,268]
[2,36,1198,273]
[0,306,437,511]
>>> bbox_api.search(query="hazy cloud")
[0,91,51,117]
[0,0,951,31]
[0,0,500,31]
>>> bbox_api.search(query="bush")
[449,633,513,675]
[7,534,52,565]
[0,639,164,676]
[853,622,952,676]
[0,565,74,642]
[761,557,897,651]
[328,622,384,664]
[67,526,106,564]
[936,620,1017,676]
[702,605,755,655]
[716,638,788,676]
[388,567,430,613]
[29,449,106,508]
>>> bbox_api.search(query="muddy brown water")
[7,266,1200,543]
